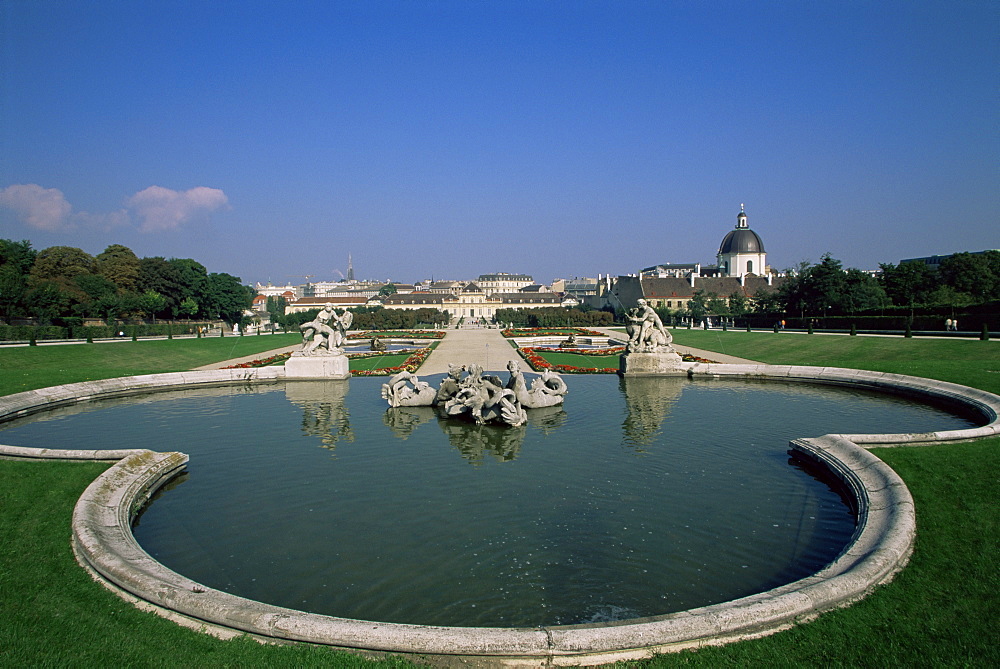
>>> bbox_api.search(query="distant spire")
[347,254,355,282]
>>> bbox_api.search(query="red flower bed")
[533,346,626,356]
[502,327,605,338]
[518,347,618,374]
[351,347,432,376]
[351,330,445,339]
[222,352,292,369]
[347,347,423,360]
[519,347,717,373]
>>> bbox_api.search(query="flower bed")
[520,347,717,373]
[222,352,292,369]
[347,347,425,360]
[351,347,432,376]
[222,345,435,375]
[501,327,605,338]
[532,346,626,356]
[350,330,445,340]
[518,347,618,374]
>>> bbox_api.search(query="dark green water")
[0,375,977,627]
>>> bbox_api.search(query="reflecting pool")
[0,375,978,627]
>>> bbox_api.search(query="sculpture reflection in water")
[284,381,354,453]
[380,361,567,427]
[383,403,568,464]
[620,376,685,450]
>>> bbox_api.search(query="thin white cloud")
[127,185,229,232]
[1,183,229,233]
[0,184,73,231]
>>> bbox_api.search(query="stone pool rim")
[2,364,998,665]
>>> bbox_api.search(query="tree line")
[277,305,451,331]
[494,307,614,328]
[0,239,254,326]
[670,251,1000,329]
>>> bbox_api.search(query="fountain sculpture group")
[381,360,568,427]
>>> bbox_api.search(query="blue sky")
[2,1,997,287]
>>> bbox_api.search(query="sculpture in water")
[505,360,568,408]
[625,298,675,353]
[380,361,567,427]
[380,371,438,407]
[299,304,353,355]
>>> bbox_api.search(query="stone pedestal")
[619,350,690,376]
[284,351,350,379]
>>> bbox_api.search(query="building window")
[746,260,753,274]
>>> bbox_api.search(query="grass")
[1,331,998,666]
[349,352,413,372]
[669,328,1000,394]
[530,350,620,369]
[0,460,414,668]
[0,334,302,396]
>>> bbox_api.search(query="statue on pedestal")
[620,299,686,376]
[299,303,353,355]
[625,299,674,353]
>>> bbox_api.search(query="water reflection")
[382,406,436,440]
[382,403,568,464]
[619,376,685,450]
[440,421,527,464]
[284,381,354,453]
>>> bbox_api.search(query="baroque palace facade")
[280,273,577,322]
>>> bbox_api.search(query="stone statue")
[625,299,674,353]
[299,304,354,355]
[379,361,567,428]
[443,364,527,426]
[370,337,387,352]
[505,360,567,408]
[381,371,438,407]
[435,363,464,405]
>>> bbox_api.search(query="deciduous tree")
[96,244,140,292]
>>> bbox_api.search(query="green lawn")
[669,328,1000,394]
[0,334,302,396]
[349,352,413,372]
[530,350,619,370]
[1,332,998,666]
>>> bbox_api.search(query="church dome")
[718,228,765,254]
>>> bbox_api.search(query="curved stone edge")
[13,363,1000,663]
[65,417,919,663]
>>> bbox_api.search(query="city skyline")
[2,1,997,286]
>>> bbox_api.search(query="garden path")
[418,326,523,375]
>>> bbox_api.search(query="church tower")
[717,204,766,277]
[347,254,355,282]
